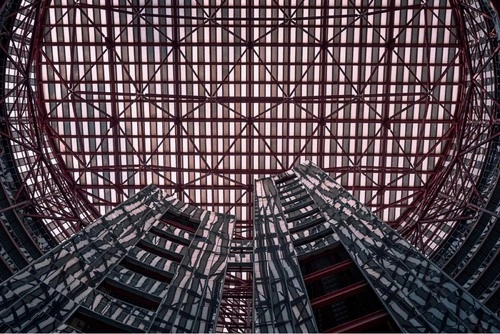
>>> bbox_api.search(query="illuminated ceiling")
[2,0,499,252]
[38,0,461,220]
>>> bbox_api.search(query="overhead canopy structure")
[0,0,499,255]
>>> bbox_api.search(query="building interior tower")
[0,0,499,332]
[0,163,499,332]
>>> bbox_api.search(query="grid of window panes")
[35,0,463,229]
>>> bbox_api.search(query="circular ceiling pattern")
[36,0,463,236]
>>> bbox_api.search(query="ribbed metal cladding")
[0,185,169,332]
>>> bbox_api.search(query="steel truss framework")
[0,0,499,332]
[217,269,253,332]
[37,0,466,239]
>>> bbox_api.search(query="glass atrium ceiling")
[4,0,498,250]
[37,0,461,221]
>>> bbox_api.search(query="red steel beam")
[303,259,354,284]
[323,309,391,333]
[310,281,369,309]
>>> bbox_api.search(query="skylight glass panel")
[7,0,495,250]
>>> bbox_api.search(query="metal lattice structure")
[0,0,499,331]
[38,0,465,236]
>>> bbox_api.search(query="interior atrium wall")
[0,163,498,333]
[0,185,234,333]
[254,162,500,332]
[0,0,499,331]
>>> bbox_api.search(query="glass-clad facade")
[287,162,500,332]
[254,161,500,332]
[0,162,498,333]
[0,185,234,333]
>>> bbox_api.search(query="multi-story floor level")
[0,163,498,333]
[254,162,500,332]
[0,185,235,333]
